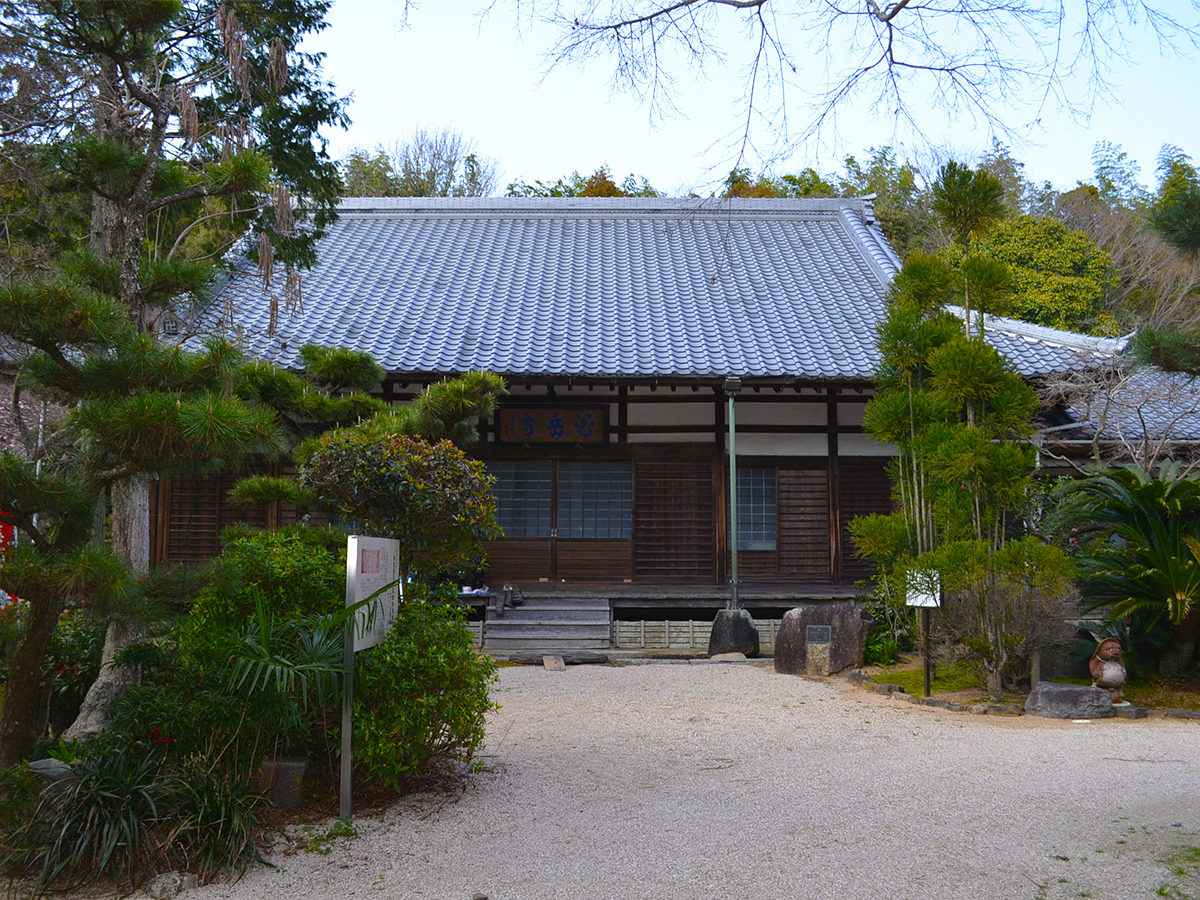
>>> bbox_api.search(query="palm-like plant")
[1054,463,1200,673]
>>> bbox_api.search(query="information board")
[345,535,402,651]
[905,571,942,608]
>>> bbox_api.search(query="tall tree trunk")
[62,477,149,742]
[1160,610,1199,678]
[0,595,65,768]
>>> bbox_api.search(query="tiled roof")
[947,308,1132,378]
[1065,370,1200,444]
[207,197,903,382]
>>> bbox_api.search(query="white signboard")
[345,535,402,651]
[905,571,942,608]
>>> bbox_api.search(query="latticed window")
[557,461,632,538]
[487,461,553,538]
[733,467,776,550]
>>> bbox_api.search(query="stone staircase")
[483,589,612,651]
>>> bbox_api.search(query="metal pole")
[340,536,358,821]
[339,616,353,820]
[922,607,932,698]
[727,388,740,610]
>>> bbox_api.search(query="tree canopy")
[340,128,499,197]
[506,166,660,198]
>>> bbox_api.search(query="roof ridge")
[837,206,901,288]
[945,306,1131,356]
[334,196,867,217]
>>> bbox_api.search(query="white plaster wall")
[732,433,829,456]
[626,402,714,427]
[839,433,897,456]
[733,400,826,427]
[628,433,719,444]
[838,402,869,426]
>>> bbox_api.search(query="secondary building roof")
[965,312,1130,378]
[207,197,903,383]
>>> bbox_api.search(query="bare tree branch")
[527,0,1200,173]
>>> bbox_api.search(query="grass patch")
[1125,677,1200,710]
[871,659,984,696]
[1049,676,1200,710]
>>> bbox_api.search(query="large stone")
[1024,682,1115,719]
[709,652,748,663]
[707,608,760,658]
[774,605,874,676]
[145,872,198,899]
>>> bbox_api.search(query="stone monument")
[774,604,873,676]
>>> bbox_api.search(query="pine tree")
[0,0,346,762]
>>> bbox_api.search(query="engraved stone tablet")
[807,625,832,644]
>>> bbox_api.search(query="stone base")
[707,609,760,658]
[256,756,309,809]
[1024,682,1115,719]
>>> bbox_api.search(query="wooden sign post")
[906,572,941,698]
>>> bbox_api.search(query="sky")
[302,1,1200,197]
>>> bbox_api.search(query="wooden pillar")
[827,388,842,584]
[618,386,628,444]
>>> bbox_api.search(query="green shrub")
[165,761,262,879]
[112,598,348,780]
[354,600,497,789]
[864,627,899,667]
[179,527,345,660]
[3,736,262,894]
[0,763,39,832]
[5,736,170,893]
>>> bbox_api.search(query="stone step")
[488,614,610,626]
[503,599,610,612]
[485,637,612,651]
[485,623,611,638]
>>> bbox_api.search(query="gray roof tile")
[1067,370,1200,443]
[949,309,1131,378]
[209,197,900,382]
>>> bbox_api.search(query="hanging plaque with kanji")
[498,407,607,444]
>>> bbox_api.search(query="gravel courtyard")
[192,662,1200,900]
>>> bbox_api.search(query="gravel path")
[192,662,1200,900]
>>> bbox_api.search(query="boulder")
[707,608,760,658]
[774,605,874,676]
[1024,682,1115,719]
[145,872,198,899]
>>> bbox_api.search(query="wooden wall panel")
[634,461,715,582]
[557,540,633,581]
[778,468,830,580]
[483,539,552,581]
[161,472,268,563]
[838,460,894,583]
[736,549,778,579]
